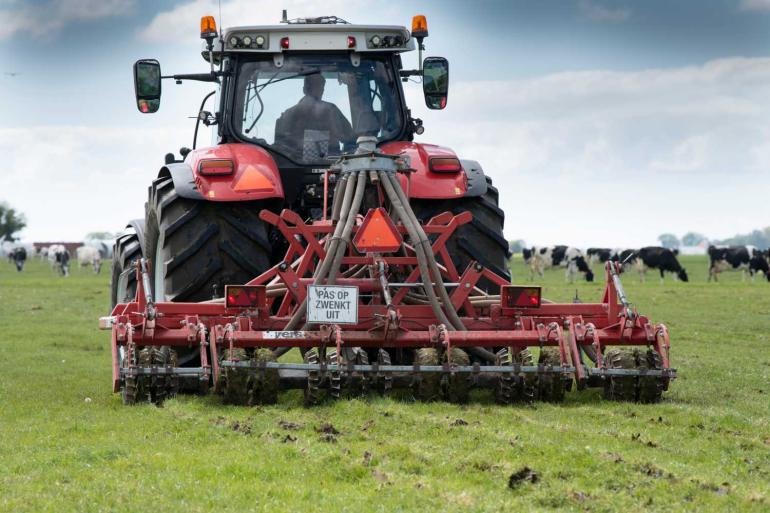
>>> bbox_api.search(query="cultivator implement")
[103,143,675,406]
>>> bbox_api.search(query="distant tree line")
[658,227,770,250]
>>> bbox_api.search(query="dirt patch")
[230,421,252,435]
[363,451,372,466]
[372,469,390,484]
[319,433,337,443]
[601,452,624,463]
[508,467,539,489]
[282,434,297,443]
[360,420,374,431]
[635,463,674,480]
[451,418,468,426]
[315,423,340,435]
[278,420,301,431]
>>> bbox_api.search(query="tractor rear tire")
[144,175,273,303]
[144,176,273,389]
[411,177,511,292]
[111,228,143,308]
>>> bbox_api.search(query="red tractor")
[105,13,674,405]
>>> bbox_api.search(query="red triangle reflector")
[233,165,274,192]
[353,207,403,253]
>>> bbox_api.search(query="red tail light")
[501,286,542,309]
[429,157,462,173]
[347,36,356,48]
[198,159,234,176]
[280,37,290,49]
[225,285,266,309]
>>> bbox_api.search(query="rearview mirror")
[133,59,162,113]
[422,57,448,110]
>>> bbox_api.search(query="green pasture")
[0,255,768,512]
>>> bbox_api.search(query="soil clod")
[508,467,539,489]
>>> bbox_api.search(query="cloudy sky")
[1,0,769,247]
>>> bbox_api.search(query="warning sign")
[306,285,359,325]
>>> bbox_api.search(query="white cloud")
[578,0,631,22]
[0,125,185,241]
[0,0,134,39]
[740,0,770,11]
[408,56,770,246]
[4,56,769,248]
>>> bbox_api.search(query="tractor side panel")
[379,141,468,199]
[184,143,284,201]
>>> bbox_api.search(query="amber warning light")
[501,286,542,309]
[200,15,217,39]
[411,15,428,38]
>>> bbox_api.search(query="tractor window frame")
[225,52,410,166]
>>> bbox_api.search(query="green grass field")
[1,255,768,512]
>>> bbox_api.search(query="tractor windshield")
[233,54,404,163]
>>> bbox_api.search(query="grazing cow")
[38,247,49,260]
[48,245,71,276]
[11,247,27,271]
[526,246,594,282]
[629,247,688,282]
[707,245,770,282]
[76,246,102,274]
[586,247,617,264]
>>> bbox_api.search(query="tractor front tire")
[111,227,144,308]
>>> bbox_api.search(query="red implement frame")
[107,208,673,392]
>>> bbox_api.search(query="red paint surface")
[185,143,284,201]
[379,141,468,199]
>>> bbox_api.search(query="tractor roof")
[203,23,415,60]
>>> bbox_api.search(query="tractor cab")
[133,13,449,167]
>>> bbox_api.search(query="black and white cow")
[526,246,594,282]
[630,246,688,282]
[11,247,26,272]
[49,245,71,277]
[707,245,770,282]
[586,248,617,264]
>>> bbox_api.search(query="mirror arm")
[162,72,220,83]
[399,69,422,78]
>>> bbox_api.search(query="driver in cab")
[274,73,355,161]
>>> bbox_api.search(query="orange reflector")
[198,159,233,176]
[233,165,274,191]
[225,285,266,309]
[353,207,403,253]
[501,286,542,309]
[429,157,462,173]
[201,15,217,39]
[411,15,428,38]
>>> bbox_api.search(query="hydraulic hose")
[378,170,454,330]
[384,172,466,332]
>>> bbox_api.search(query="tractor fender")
[460,159,488,198]
[182,143,284,202]
[380,141,467,199]
[124,219,147,256]
[162,163,204,201]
